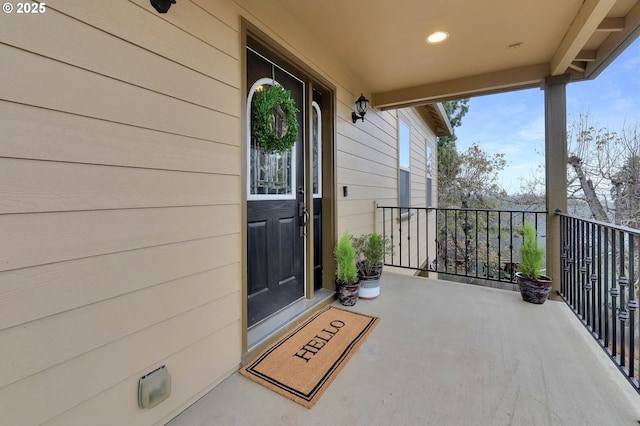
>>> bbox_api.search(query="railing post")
[486,211,490,278]
[595,224,602,340]
[560,214,568,296]
[604,227,610,348]
[426,208,431,272]
[618,232,628,369]
[390,208,394,265]
[416,208,420,269]
[407,208,412,268]
[475,210,479,278]
[611,230,618,357]
[628,235,636,378]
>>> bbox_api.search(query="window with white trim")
[426,142,433,207]
[247,79,296,200]
[398,118,410,215]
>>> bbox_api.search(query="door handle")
[299,201,309,237]
[299,202,309,226]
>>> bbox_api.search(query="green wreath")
[252,85,299,153]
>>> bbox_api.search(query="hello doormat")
[240,306,379,408]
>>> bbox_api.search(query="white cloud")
[515,114,545,142]
[452,38,639,196]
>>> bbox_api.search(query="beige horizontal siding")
[129,0,240,60]
[0,206,240,272]
[337,150,397,177]
[339,200,380,217]
[339,214,376,237]
[0,262,242,389]
[0,102,240,172]
[337,106,397,156]
[0,6,239,115]
[336,185,398,203]
[338,168,397,190]
[0,293,240,426]
[45,0,241,84]
[44,324,241,426]
[193,0,240,29]
[338,104,437,235]
[0,158,240,214]
[0,234,239,330]
[0,0,244,424]
[1,44,239,144]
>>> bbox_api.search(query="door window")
[247,78,296,200]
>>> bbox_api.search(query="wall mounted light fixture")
[150,0,176,13]
[351,93,369,123]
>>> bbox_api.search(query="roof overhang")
[267,0,640,109]
[420,104,453,137]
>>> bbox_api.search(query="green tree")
[437,99,468,206]
[441,99,470,136]
[437,98,507,208]
[436,143,508,271]
[454,144,507,208]
[435,99,509,276]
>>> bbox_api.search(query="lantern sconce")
[351,93,369,123]
[150,0,176,13]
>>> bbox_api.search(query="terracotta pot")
[515,272,553,304]
[336,280,360,306]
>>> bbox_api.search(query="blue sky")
[454,37,640,194]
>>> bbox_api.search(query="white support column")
[543,75,570,298]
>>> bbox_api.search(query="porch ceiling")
[272,0,640,108]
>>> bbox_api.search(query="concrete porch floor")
[167,273,640,426]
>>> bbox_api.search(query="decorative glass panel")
[249,83,294,196]
[250,142,293,195]
[312,101,322,197]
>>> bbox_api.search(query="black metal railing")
[377,206,547,285]
[558,212,640,389]
[378,207,432,271]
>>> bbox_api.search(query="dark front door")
[246,48,305,327]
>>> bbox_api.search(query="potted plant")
[334,232,360,306]
[352,232,391,299]
[514,221,553,304]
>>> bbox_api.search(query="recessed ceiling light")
[426,31,449,44]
